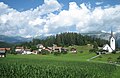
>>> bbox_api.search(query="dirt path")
[87,54,101,61]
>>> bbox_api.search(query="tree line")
[0,41,14,48]
[19,32,108,48]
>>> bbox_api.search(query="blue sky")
[1,0,120,11]
[0,0,120,37]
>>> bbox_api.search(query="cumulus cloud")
[0,0,120,37]
[45,2,120,34]
[0,0,62,37]
[96,2,103,5]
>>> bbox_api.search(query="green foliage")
[117,56,120,64]
[41,49,49,55]
[0,41,14,48]
[10,46,17,54]
[89,41,99,53]
[31,45,38,51]
[19,32,108,48]
[0,53,119,78]
[61,51,68,54]
[61,49,68,54]
[54,52,61,56]
[112,50,116,54]
[93,41,98,50]
[93,52,120,63]
[107,57,113,63]
[0,59,117,78]
[89,48,98,53]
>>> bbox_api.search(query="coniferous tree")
[18,32,108,48]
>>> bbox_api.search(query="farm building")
[52,44,62,52]
[70,48,77,53]
[0,48,6,57]
[15,47,24,54]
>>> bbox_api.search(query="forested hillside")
[0,41,14,48]
[19,32,108,47]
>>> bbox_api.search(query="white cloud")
[0,0,120,37]
[0,2,16,15]
[0,0,62,37]
[29,18,45,26]
[44,2,120,34]
[96,2,103,5]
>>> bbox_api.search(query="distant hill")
[0,35,32,43]
[81,31,111,40]
[1,31,120,47]
[82,31,120,47]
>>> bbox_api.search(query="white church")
[102,30,116,53]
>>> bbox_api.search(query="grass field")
[93,53,120,63]
[0,45,120,78]
[91,53,120,78]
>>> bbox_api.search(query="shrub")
[112,50,116,54]
[80,51,83,53]
[116,56,120,64]
[54,52,61,56]
[61,51,68,54]
[89,48,97,53]
[41,49,49,55]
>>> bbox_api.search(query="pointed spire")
[111,28,113,37]
[110,26,114,38]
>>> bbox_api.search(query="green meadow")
[0,45,120,78]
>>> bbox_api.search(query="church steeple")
[110,27,115,51]
[111,28,113,37]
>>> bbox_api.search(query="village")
[0,29,119,58]
[0,43,78,57]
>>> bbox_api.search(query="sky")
[0,0,120,38]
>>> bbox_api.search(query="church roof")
[102,44,113,51]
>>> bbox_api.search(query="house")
[0,48,6,57]
[70,48,77,53]
[45,48,52,53]
[22,49,33,54]
[37,44,45,52]
[5,48,10,51]
[53,47,62,52]
[61,48,68,52]
[15,47,24,54]
[37,44,44,49]
[53,44,62,52]
[102,29,116,53]
[32,50,38,54]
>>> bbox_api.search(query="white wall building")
[103,30,115,53]
[103,44,113,53]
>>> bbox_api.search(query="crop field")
[0,46,120,78]
[0,54,120,78]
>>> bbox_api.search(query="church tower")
[110,29,115,51]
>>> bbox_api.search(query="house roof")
[102,44,113,51]
[37,44,43,46]
[54,47,62,49]
[70,48,76,51]
[0,48,10,51]
[24,49,31,51]
[16,47,24,49]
